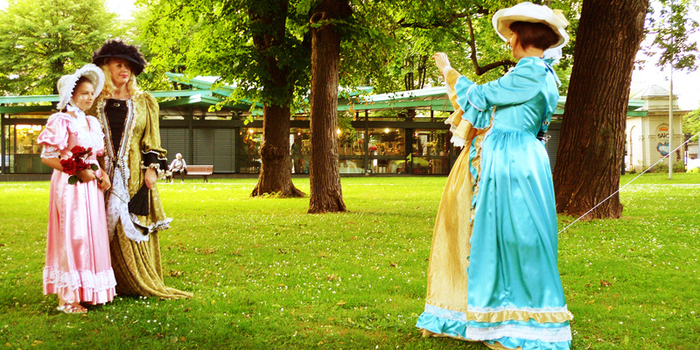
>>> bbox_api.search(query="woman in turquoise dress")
[416,3,573,349]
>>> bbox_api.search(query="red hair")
[510,21,560,50]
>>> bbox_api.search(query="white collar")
[66,102,86,118]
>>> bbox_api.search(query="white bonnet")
[56,64,105,110]
[492,2,570,49]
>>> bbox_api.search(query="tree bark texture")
[249,0,304,198]
[251,105,305,197]
[307,0,351,213]
[553,0,648,219]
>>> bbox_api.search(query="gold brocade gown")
[89,92,192,299]
[416,67,487,339]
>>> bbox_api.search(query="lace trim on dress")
[465,324,572,342]
[43,266,117,291]
[131,213,173,234]
[468,305,571,314]
[107,161,151,243]
[41,145,60,159]
[424,304,467,322]
[467,304,574,324]
[466,84,486,112]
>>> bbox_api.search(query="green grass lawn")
[1,174,699,349]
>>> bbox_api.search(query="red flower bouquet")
[60,146,98,184]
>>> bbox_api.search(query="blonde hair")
[98,58,140,99]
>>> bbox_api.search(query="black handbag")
[128,184,150,216]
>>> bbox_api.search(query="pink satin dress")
[37,111,117,304]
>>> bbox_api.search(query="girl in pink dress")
[38,64,117,314]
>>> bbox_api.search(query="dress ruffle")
[454,77,493,131]
[43,266,117,304]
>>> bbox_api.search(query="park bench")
[185,165,213,182]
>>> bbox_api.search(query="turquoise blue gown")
[416,57,573,350]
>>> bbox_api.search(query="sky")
[1,0,698,110]
[105,0,137,21]
[630,5,700,111]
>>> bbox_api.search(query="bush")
[651,162,687,173]
[673,162,686,173]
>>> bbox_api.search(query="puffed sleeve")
[443,59,548,146]
[138,92,168,169]
[442,68,484,147]
[459,60,546,126]
[37,113,72,158]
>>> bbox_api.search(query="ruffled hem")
[43,266,117,290]
[416,309,468,339]
[43,266,117,304]
[467,305,574,324]
[416,304,572,347]
[483,338,571,350]
[44,285,117,305]
[466,323,572,343]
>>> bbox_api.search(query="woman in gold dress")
[89,40,191,299]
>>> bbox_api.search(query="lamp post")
[667,0,675,180]
[669,62,673,180]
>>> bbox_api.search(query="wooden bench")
[185,165,213,182]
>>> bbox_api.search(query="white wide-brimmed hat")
[57,64,105,110]
[492,2,570,49]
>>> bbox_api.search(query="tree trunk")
[249,0,304,198]
[553,0,648,219]
[307,0,351,213]
[251,104,305,197]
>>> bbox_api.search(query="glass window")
[238,128,263,174]
[291,128,310,174]
[338,129,365,156]
[367,128,406,174]
[339,159,366,174]
[411,129,451,175]
[10,124,52,174]
[368,128,405,156]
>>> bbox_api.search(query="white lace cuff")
[41,145,60,159]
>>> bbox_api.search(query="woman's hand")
[145,168,158,189]
[75,169,97,183]
[431,52,451,76]
[98,171,111,191]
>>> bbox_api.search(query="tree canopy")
[683,108,700,140]
[644,0,699,72]
[137,0,311,109]
[138,0,580,104]
[0,0,121,95]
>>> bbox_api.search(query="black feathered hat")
[92,40,147,76]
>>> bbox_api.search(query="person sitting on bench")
[169,153,187,183]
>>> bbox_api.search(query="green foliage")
[0,0,121,95]
[138,0,579,105]
[651,161,688,173]
[1,175,700,349]
[339,0,580,95]
[644,0,699,72]
[138,0,311,108]
[683,108,700,140]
